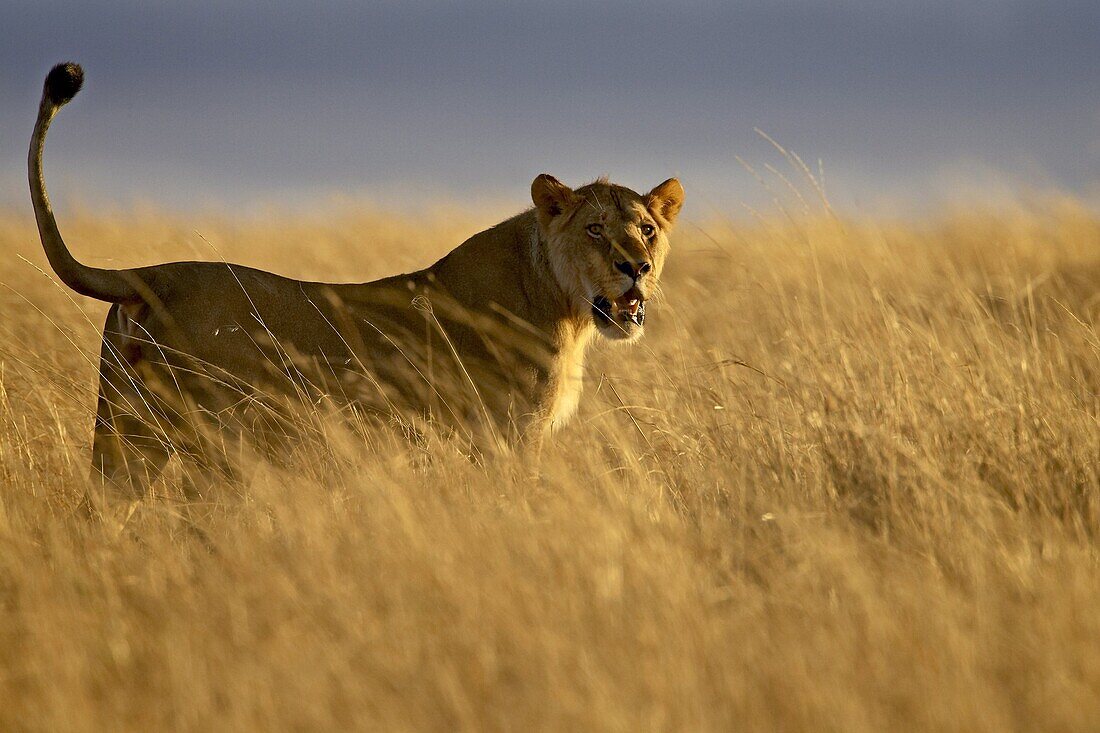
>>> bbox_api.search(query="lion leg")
[87,307,175,501]
[90,379,173,499]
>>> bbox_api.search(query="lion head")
[531,175,684,341]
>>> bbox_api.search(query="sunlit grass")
[0,194,1097,730]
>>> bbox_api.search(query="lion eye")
[640,224,656,237]
[586,224,603,238]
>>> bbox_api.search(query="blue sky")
[3,0,1098,214]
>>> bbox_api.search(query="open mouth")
[592,293,646,329]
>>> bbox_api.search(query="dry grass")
[0,194,1097,731]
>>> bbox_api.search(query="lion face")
[532,175,684,341]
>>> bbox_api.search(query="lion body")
[97,211,588,441]
[28,63,683,494]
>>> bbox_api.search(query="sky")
[2,0,1098,216]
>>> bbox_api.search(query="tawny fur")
[28,63,684,494]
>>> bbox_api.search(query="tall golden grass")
[0,194,1097,730]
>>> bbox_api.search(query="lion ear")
[531,174,578,223]
[645,178,685,227]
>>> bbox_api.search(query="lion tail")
[28,63,140,303]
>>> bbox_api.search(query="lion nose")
[614,260,651,280]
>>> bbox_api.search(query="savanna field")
[0,193,1098,730]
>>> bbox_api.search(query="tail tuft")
[44,63,84,107]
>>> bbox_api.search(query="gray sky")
[3,0,1098,215]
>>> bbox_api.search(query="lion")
[29,62,684,495]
